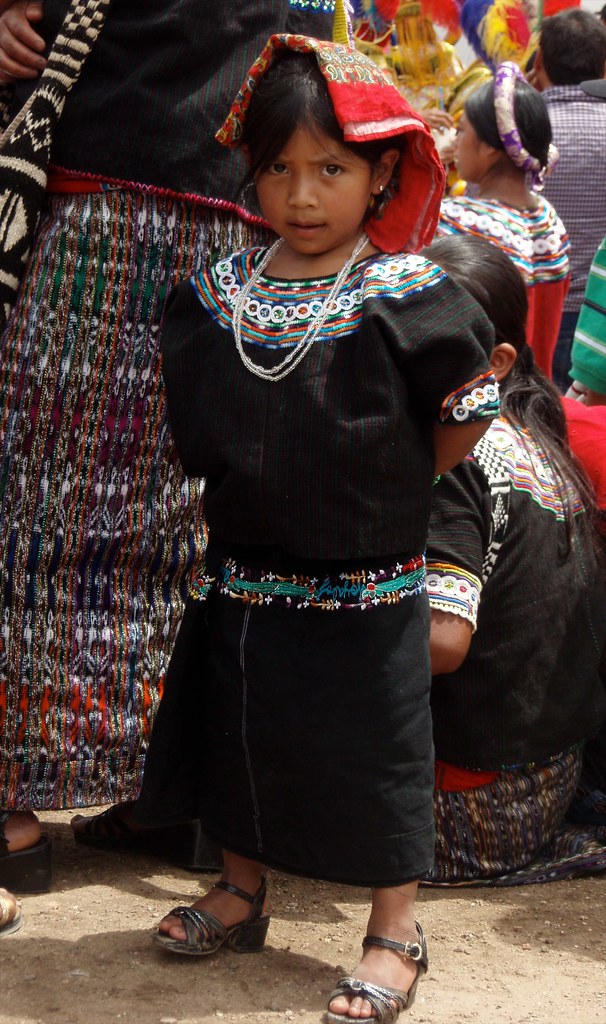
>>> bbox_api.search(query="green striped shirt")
[570,235,606,395]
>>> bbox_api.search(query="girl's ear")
[490,342,517,382]
[371,148,400,194]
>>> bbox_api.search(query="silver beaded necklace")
[231,233,369,382]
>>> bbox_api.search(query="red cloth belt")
[435,760,499,792]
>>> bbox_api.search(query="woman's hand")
[422,107,455,133]
[0,0,46,82]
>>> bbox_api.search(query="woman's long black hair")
[423,233,600,545]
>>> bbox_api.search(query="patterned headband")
[493,62,559,191]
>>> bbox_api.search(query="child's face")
[253,125,391,268]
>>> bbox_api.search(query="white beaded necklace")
[232,233,369,381]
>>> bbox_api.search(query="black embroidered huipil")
[161,249,499,561]
[427,418,606,769]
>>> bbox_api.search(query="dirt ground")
[1,810,605,1024]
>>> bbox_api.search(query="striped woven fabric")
[0,192,269,809]
[423,750,606,886]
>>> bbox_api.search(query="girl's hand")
[0,0,46,82]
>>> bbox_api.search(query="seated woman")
[421,234,606,886]
[438,62,569,380]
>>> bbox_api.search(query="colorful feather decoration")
[460,0,494,64]
[480,0,532,66]
[542,0,579,14]
[421,0,464,35]
[461,0,533,69]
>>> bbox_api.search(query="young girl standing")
[151,36,499,1022]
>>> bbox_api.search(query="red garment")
[46,171,105,193]
[435,760,499,791]
[562,397,606,527]
[216,34,445,254]
[527,276,569,378]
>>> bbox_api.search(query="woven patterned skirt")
[0,192,267,809]
[422,750,606,886]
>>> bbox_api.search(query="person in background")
[564,77,606,409]
[0,0,336,895]
[438,62,569,380]
[532,8,606,391]
[421,233,606,886]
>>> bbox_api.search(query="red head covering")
[216,34,445,254]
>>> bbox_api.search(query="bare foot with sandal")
[155,852,269,956]
[153,852,427,1023]
[326,882,428,1022]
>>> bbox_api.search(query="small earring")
[378,185,384,192]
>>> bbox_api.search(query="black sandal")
[71,803,222,871]
[0,812,52,894]
[325,923,428,1024]
[155,877,270,956]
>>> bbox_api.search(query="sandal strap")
[167,905,227,949]
[214,876,266,919]
[363,923,428,971]
[328,978,406,1024]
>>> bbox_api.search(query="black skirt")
[137,549,435,887]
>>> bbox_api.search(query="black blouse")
[427,418,606,768]
[161,249,498,561]
[10,0,335,205]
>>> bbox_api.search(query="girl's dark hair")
[241,51,405,185]
[465,78,552,169]
[423,233,600,543]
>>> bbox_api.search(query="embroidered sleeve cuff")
[426,562,482,630]
[439,371,500,424]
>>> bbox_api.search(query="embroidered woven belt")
[190,555,426,611]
